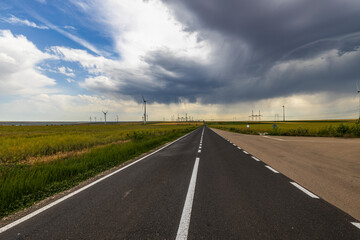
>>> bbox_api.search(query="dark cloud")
[138,0,360,103]
[110,50,222,103]
[163,0,360,59]
[81,0,360,104]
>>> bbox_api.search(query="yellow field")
[0,123,200,164]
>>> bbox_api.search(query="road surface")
[211,128,360,221]
[0,126,359,239]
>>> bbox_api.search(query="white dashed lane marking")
[243,151,249,154]
[251,156,260,162]
[290,182,320,199]
[265,165,279,173]
[351,222,360,230]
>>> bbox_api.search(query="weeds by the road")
[0,124,198,218]
[0,123,198,164]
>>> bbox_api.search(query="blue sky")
[0,0,360,121]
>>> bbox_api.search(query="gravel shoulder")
[211,128,360,221]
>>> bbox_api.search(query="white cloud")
[88,0,210,66]
[49,46,109,74]
[0,94,144,121]
[1,90,358,121]
[2,15,48,29]
[49,45,161,94]
[47,0,213,97]
[80,75,117,91]
[64,25,77,30]
[0,30,56,96]
[58,66,75,77]
[21,10,102,55]
[66,78,74,83]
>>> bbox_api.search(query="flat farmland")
[208,120,360,137]
[0,123,199,218]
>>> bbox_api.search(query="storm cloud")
[138,0,360,103]
[49,0,360,105]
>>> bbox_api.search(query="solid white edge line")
[243,151,249,154]
[251,156,260,161]
[351,222,360,229]
[0,128,199,234]
[290,182,320,199]
[265,165,279,173]
[176,157,200,240]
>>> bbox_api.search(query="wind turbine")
[282,105,285,122]
[142,96,147,124]
[102,110,108,125]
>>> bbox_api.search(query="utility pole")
[275,113,280,122]
[282,105,285,122]
[258,110,262,121]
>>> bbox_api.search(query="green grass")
[0,123,198,164]
[208,120,360,137]
[0,123,199,218]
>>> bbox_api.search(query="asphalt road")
[1,126,359,239]
[212,128,360,221]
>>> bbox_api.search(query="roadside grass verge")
[208,120,360,137]
[0,126,197,218]
[0,123,196,164]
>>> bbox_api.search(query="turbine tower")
[142,96,147,124]
[102,110,108,125]
[282,105,285,122]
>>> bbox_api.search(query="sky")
[0,0,360,121]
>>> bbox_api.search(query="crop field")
[208,120,360,137]
[0,123,199,218]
